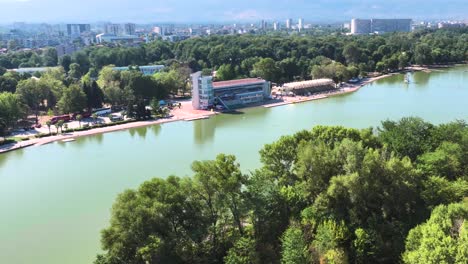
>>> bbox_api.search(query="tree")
[378,117,435,160]
[216,64,237,81]
[251,58,280,83]
[343,43,362,65]
[68,63,82,79]
[76,114,83,128]
[192,154,248,236]
[403,202,468,264]
[0,92,27,135]
[72,51,91,75]
[82,81,104,111]
[281,226,309,264]
[92,113,97,124]
[414,43,433,65]
[46,120,52,134]
[99,176,209,264]
[153,69,183,96]
[59,55,72,72]
[311,62,350,85]
[15,78,46,120]
[0,75,18,93]
[224,237,259,264]
[56,120,64,133]
[57,84,87,114]
[43,48,58,66]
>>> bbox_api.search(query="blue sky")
[0,0,466,23]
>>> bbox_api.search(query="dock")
[185,116,211,122]
[264,95,328,108]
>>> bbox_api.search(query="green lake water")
[0,66,467,264]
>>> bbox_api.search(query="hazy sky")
[0,0,466,23]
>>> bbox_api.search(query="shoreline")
[0,65,444,154]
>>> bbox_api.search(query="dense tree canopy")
[96,118,468,264]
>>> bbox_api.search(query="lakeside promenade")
[0,71,399,154]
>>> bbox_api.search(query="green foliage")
[251,58,280,82]
[313,220,349,256]
[224,237,259,264]
[378,117,435,160]
[57,84,87,114]
[0,92,27,134]
[281,226,309,264]
[216,64,237,81]
[97,118,468,264]
[403,202,468,264]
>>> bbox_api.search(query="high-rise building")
[286,18,292,29]
[66,24,91,37]
[273,22,280,31]
[351,19,371,34]
[261,20,266,30]
[351,18,411,34]
[105,24,121,35]
[371,19,412,33]
[298,18,304,31]
[124,23,136,35]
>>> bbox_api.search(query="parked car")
[93,107,112,116]
[51,114,71,124]
[109,114,123,122]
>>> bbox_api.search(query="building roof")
[11,67,57,73]
[283,79,334,90]
[213,78,266,89]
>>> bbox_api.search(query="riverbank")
[263,72,396,108]
[0,67,426,154]
[0,103,218,153]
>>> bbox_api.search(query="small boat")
[62,138,76,143]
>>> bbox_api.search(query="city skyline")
[0,0,467,23]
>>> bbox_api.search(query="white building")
[351,19,372,34]
[273,22,280,31]
[191,71,215,110]
[112,65,165,76]
[286,18,292,29]
[298,18,304,31]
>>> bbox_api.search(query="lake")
[0,66,467,264]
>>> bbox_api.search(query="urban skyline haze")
[0,0,467,23]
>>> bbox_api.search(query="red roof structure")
[212,78,266,89]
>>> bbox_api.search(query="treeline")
[1,28,467,84]
[1,28,467,134]
[95,117,468,264]
[0,64,189,135]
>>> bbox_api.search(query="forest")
[95,117,468,264]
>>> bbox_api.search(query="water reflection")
[0,148,23,168]
[150,124,161,137]
[413,71,431,86]
[128,128,136,138]
[193,119,215,145]
[77,133,104,146]
[136,126,147,139]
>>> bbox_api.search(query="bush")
[35,132,58,138]
[0,139,17,146]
